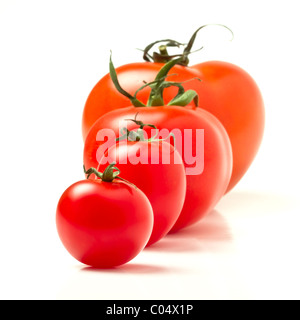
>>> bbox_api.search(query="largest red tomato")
[82,58,264,192]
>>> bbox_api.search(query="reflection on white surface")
[146,210,233,253]
[55,191,300,300]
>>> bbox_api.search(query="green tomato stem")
[109,55,199,108]
[142,24,234,66]
[83,163,136,187]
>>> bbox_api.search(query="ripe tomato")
[188,61,265,192]
[82,62,204,140]
[56,165,153,268]
[82,31,264,193]
[96,137,186,246]
[84,106,232,232]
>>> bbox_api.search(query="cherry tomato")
[84,106,232,232]
[56,166,154,268]
[97,138,186,246]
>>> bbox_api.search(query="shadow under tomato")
[146,209,233,253]
[81,263,173,274]
[146,189,295,254]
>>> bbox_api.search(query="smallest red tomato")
[56,164,154,268]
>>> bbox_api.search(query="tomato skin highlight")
[98,140,187,246]
[84,106,232,232]
[56,179,153,268]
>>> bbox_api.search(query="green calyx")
[109,54,200,108]
[117,117,157,143]
[84,163,135,186]
[116,114,176,148]
[142,24,234,66]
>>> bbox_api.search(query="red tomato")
[56,174,153,268]
[97,139,186,246]
[81,62,206,139]
[82,59,264,193]
[84,106,232,232]
[190,61,265,192]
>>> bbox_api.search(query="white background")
[0,0,300,300]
